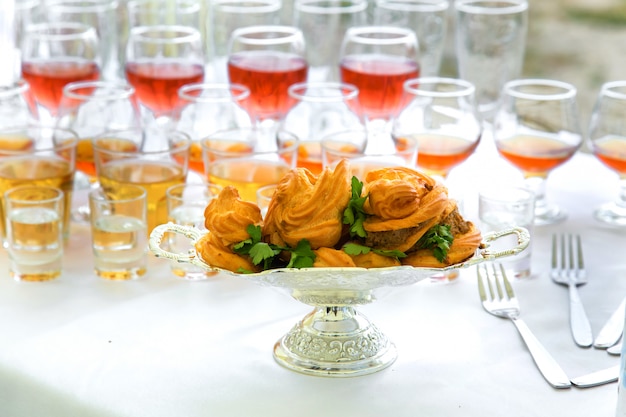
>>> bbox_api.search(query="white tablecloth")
[0,135,624,417]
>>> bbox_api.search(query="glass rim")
[344,25,418,45]
[165,183,223,200]
[600,80,626,100]
[93,129,191,156]
[213,0,281,13]
[4,185,64,204]
[62,80,136,101]
[89,184,147,204]
[200,128,299,155]
[454,0,528,14]
[403,77,475,97]
[24,21,98,40]
[45,0,119,13]
[288,82,359,102]
[0,125,79,155]
[375,0,450,13]
[503,79,577,101]
[178,82,250,103]
[129,25,202,43]
[478,185,535,205]
[128,0,201,11]
[230,25,304,46]
[295,0,368,14]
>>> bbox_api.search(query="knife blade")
[594,298,626,349]
[571,365,620,388]
[608,342,622,356]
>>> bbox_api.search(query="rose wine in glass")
[587,80,626,226]
[20,22,100,122]
[392,77,482,179]
[338,26,419,153]
[125,25,205,128]
[227,25,307,138]
[493,79,583,225]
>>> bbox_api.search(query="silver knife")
[571,365,620,388]
[594,298,626,349]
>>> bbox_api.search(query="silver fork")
[551,234,593,347]
[477,263,572,389]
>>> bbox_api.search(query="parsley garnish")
[416,225,454,263]
[233,224,316,271]
[342,242,407,259]
[343,176,368,238]
[285,239,316,269]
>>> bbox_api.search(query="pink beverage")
[340,55,419,120]
[125,60,205,117]
[21,58,100,115]
[228,51,308,121]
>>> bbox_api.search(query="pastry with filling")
[262,159,351,249]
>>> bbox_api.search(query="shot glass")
[166,183,221,280]
[89,185,148,280]
[4,186,64,282]
[256,183,276,218]
[478,185,535,278]
[454,0,528,120]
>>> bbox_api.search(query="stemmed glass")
[56,80,142,221]
[281,81,364,174]
[175,82,252,175]
[493,79,583,225]
[227,25,308,139]
[338,26,419,153]
[392,77,482,180]
[20,22,101,124]
[125,25,205,129]
[209,0,281,82]
[373,0,450,78]
[293,0,368,82]
[587,80,626,226]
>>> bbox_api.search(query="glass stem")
[523,176,547,212]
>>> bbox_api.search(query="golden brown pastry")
[204,186,262,247]
[402,222,482,267]
[362,166,449,253]
[194,233,260,273]
[262,159,352,249]
[313,247,356,268]
[350,251,401,268]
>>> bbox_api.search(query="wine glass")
[0,81,39,127]
[56,80,142,221]
[175,82,252,175]
[208,0,281,82]
[493,79,583,225]
[124,25,205,129]
[587,80,626,226]
[20,21,101,124]
[392,77,482,180]
[43,0,121,81]
[227,25,308,140]
[281,81,364,174]
[373,0,449,78]
[338,25,419,153]
[293,0,368,82]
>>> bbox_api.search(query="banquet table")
[0,133,625,417]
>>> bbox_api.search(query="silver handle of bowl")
[480,226,530,259]
[149,222,210,268]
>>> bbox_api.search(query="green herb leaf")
[343,176,368,238]
[372,248,407,259]
[343,242,407,259]
[416,225,454,263]
[286,239,316,269]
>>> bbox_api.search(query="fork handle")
[568,282,593,347]
[510,317,572,389]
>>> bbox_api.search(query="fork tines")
[477,263,515,303]
[551,234,585,280]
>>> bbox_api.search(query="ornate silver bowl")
[149,224,529,378]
